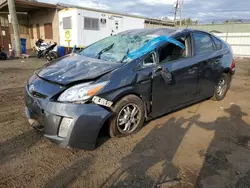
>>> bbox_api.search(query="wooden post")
[174,0,179,26]
[180,0,184,26]
[7,0,21,57]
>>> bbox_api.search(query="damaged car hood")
[37,54,122,85]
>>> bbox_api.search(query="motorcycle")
[35,38,58,61]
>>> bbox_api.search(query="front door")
[111,16,122,35]
[151,35,199,116]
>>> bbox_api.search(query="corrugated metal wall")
[214,33,250,57]
[181,23,250,33]
[179,23,250,57]
[144,23,172,28]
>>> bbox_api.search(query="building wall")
[59,9,78,47]
[0,9,59,51]
[0,14,31,50]
[29,9,59,49]
[59,8,145,47]
[10,33,31,50]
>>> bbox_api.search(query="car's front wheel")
[212,73,230,101]
[109,95,145,138]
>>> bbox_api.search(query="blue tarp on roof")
[126,35,185,61]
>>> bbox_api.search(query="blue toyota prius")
[25,28,235,150]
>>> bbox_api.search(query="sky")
[40,0,250,23]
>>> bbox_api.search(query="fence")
[181,23,250,57]
[214,33,250,57]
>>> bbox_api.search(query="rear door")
[192,32,224,98]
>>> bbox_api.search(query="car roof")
[119,28,213,37]
[119,28,180,37]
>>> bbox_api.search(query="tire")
[50,51,58,60]
[47,51,58,61]
[0,52,7,60]
[37,51,42,58]
[109,95,145,138]
[212,73,230,101]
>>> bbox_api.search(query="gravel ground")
[0,57,250,188]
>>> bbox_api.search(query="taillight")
[231,59,236,71]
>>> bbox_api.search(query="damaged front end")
[25,75,112,150]
[25,30,185,150]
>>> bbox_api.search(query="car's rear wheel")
[212,73,230,101]
[109,95,145,138]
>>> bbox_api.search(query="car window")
[158,35,190,64]
[212,36,222,50]
[193,32,214,55]
[143,52,156,65]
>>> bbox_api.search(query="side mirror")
[154,65,162,73]
[153,65,172,83]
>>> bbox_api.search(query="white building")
[58,4,174,48]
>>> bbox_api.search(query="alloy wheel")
[116,103,141,134]
[217,78,227,97]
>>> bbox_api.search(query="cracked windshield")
[80,34,155,62]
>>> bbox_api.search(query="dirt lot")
[0,58,250,188]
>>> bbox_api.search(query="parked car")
[25,28,235,150]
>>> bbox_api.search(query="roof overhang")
[0,0,57,12]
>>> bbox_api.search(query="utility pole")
[179,0,184,26]
[173,0,179,26]
[8,0,21,57]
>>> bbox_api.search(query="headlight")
[58,81,109,102]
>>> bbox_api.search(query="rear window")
[212,36,222,50]
[193,32,214,55]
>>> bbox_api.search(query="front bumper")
[25,86,112,150]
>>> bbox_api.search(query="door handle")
[214,59,220,64]
[188,67,197,74]
[154,65,163,73]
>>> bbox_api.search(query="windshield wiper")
[120,48,130,63]
[96,43,115,59]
